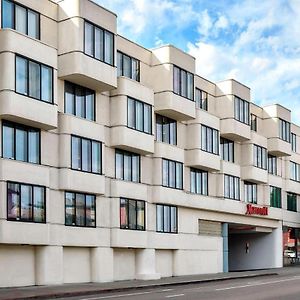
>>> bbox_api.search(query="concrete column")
[272,224,283,268]
[135,249,160,280]
[35,245,63,285]
[222,223,229,272]
[91,247,114,282]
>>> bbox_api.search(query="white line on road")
[165,294,185,298]
[161,289,174,292]
[215,276,300,291]
[81,291,151,300]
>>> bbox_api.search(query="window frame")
[291,133,297,152]
[268,154,277,175]
[15,54,54,104]
[115,149,141,183]
[279,118,291,142]
[64,191,96,228]
[195,88,208,110]
[290,161,300,182]
[2,120,41,164]
[127,96,152,135]
[173,65,194,101]
[190,168,208,195]
[119,198,145,231]
[7,181,46,223]
[71,135,102,175]
[250,114,257,131]
[1,0,40,39]
[117,51,140,82]
[234,96,250,125]
[270,186,281,208]
[220,138,234,162]
[253,144,267,170]
[201,124,219,155]
[162,158,183,190]
[244,181,257,204]
[287,192,297,212]
[83,20,115,66]
[224,174,240,200]
[155,114,177,145]
[156,204,178,234]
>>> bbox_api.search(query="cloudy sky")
[95,0,300,123]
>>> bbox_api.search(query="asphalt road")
[56,273,300,300]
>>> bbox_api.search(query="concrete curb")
[2,272,278,300]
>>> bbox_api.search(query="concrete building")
[0,0,299,287]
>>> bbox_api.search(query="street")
[55,272,300,300]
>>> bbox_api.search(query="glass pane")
[16,56,28,95]
[169,161,176,188]
[201,126,207,150]
[117,52,122,76]
[104,31,113,65]
[132,58,139,81]
[132,155,139,182]
[28,130,39,163]
[196,172,201,194]
[71,137,81,170]
[207,128,213,152]
[135,101,143,131]
[16,128,27,161]
[92,141,101,173]
[28,10,39,39]
[115,151,123,180]
[170,121,176,145]
[82,139,91,172]
[162,117,170,144]
[86,91,95,121]
[128,200,136,229]
[2,0,14,29]
[124,153,132,181]
[173,66,180,94]
[3,125,14,159]
[15,5,26,34]
[127,98,135,129]
[190,170,195,193]
[136,201,145,230]
[163,206,170,232]
[86,195,95,227]
[29,61,40,99]
[156,115,163,142]
[65,82,75,114]
[212,130,218,154]
[33,186,44,222]
[180,70,187,97]
[94,27,103,60]
[120,198,128,228]
[162,159,168,186]
[123,55,131,78]
[176,163,182,189]
[170,206,177,233]
[21,185,32,220]
[41,66,52,102]
[84,22,94,56]
[187,73,193,100]
[65,192,75,225]
[144,104,151,134]
[7,183,20,219]
[75,86,85,118]
[156,205,163,232]
[224,175,229,198]
[75,194,85,226]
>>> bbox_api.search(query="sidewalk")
[1,267,299,300]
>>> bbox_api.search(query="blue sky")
[95,0,300,123]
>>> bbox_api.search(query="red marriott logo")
[246,204,268,216]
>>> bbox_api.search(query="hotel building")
[0,0,299,287]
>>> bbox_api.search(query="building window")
[279,119,291,142]
[201,125,219,155]
[84,21,114,66]
[234,96,249,125]
[64,81,95,121]
[7,182,45,223]
[115,149,140,182]
[162,159,183,190]
[244,182,257,204]
[268,155,277,175]
[117,51,140,81]
[127,97,152,134]
[250,114,257,131]
[173,65,194,101]
[120,198,145,230]
[156,114,177,145]
[2,121,40,164]
[65,192,96,227]
[287,193,297,212]
[71,136,102,174]
[290,161,300,182]
[291,133,297,152]
[156,204,177,233]
[1,0,40,39]
[224,174,240,200]
[220,138,234,162]
[253,144,267,170]
[195,88,207,110]
[15,55,53,103]
[190,168,208,195]
[270,186,281,208]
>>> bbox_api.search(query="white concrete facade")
[0,0,299,287]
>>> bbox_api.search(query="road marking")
[215,277,300,291]
[161,289,174,292]
[81,291,151,300]
[165,294,185,298]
